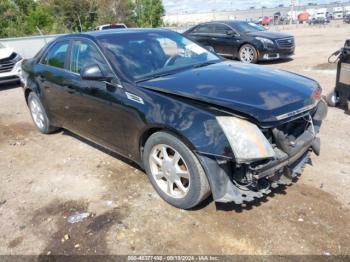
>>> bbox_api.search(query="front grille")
[0,52,17,73]
[276,38,295,49]
[0,61,15,73]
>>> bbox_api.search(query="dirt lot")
[1,22,350,256]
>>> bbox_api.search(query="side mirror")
[226,30,236,36]
[81,64,110,81]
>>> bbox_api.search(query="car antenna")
[36,26,47,44]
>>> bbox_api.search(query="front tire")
[239,44,258,64]
[143,132,210,209]
[28,92,58,134]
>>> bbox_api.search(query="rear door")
[35,40,71,124]
[211,23,237,56]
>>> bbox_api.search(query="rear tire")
[143,132,210,209]
[239,44,258,64]
[28,92,58,134]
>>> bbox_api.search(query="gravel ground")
[0,22,350,256]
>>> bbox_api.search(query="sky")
[163,0,350,14]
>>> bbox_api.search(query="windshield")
[97,30,220,81]
[0,43,4,48]
[235,22,267,33]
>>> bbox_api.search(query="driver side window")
[70,40,110,75]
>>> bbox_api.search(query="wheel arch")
[139,125,198,164]
[24,78,41,104]
[234,42,249,58]
[24,88,32,104]
[237,42,260,62]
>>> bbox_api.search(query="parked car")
[308,17,330,25]
[183,20,295,64]
[21,29,327,209]
[0,42,23,85]
[344,14,350,23]
[95,23,127,30]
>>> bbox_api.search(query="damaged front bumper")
[197,99,328,204]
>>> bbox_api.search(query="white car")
[94,23,127,30]
[0,42,23,85]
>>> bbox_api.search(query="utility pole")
[213,0,217,20]
[290,0,295,24]
[150,0,153,27]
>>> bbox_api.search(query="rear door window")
[41,41,69,69]
[193,24,214,34]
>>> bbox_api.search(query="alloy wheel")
[30,99,45,130]
[149,144,190,198]
[240,46,255,63]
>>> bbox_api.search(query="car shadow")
[61,129,308,213]
[259,57,294,65]
[62,130,143,172]
[224,57,294,65]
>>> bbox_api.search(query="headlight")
[13,53,22,63]
[216,116,275,162]
[255,37,275,49]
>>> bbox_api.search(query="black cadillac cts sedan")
[21,29,327,209]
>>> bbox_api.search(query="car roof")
[55,28,169,42]
[201,20,248,24]
[190,20,251,30]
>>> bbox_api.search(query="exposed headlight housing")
[216,116,275,163]
[255,37,275,49]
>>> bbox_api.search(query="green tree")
[0,0,23,37]
[134,0,165,27]
[97,0,135,27]
[25,5,55,35]
[39,0,98,32]
[0,0,165,38]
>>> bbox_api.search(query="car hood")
[247,31,293,40]
[138,61,319,124]
[0,47,14,60]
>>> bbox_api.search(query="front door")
[62,39,128,153]
[211,24,238,56]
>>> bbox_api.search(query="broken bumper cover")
[198,139,314,204]
[198,99,327,204]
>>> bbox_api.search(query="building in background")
[163,2,350,26]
